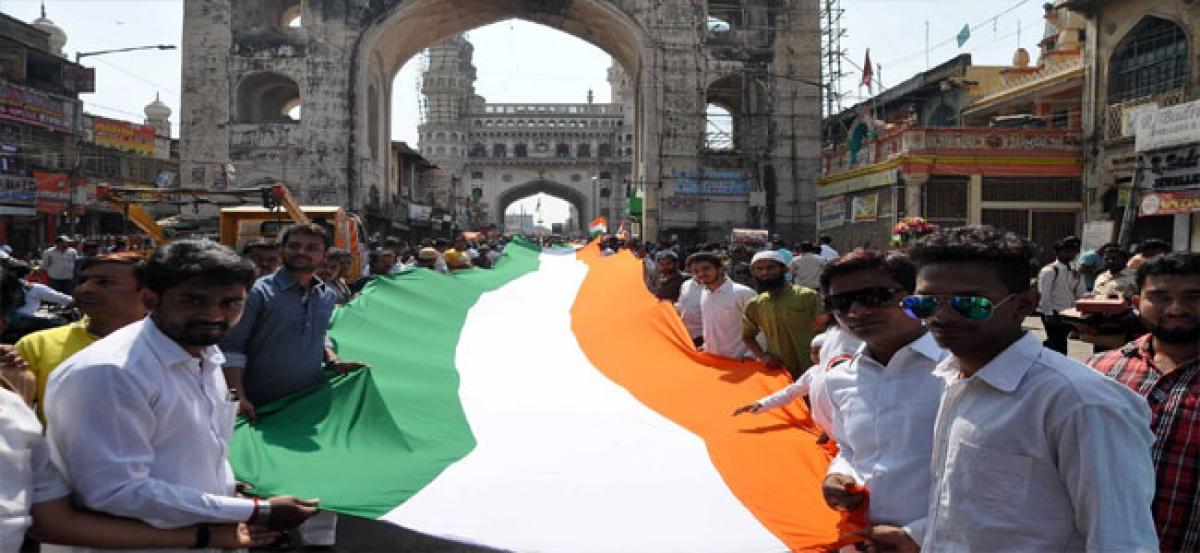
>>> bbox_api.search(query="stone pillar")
[967,175,983,225]
[904,173,930,218]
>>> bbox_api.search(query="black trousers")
[1041,313,1071,355]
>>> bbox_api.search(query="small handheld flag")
[589,216,608,238]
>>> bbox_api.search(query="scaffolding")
[819,0,847,118]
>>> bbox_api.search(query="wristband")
[249,497,260,524]
[191,524,211,549]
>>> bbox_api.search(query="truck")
[95,184,366,279]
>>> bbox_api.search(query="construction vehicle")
[95,184,366,279]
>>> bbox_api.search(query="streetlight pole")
[75,44,176,64]
[69,44,177,241]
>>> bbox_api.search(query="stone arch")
[495,179,590,233]
[367,83,380,159]
[352,0,659,233]
[705,73,767,151]
[236,71,301,123]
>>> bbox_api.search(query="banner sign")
[1145,145,1200,191]
[408,204,433,221]
[730,228,768,248]
[817,196,846,230]
[1136,99,1200,153]
[851,193,879,222]
[673,170,753,195]
[92,116,156,156]
[34,172,71,214]
[1140,190,1200,217]
[0,175,36,206]
[64,63,96,94]
[0,83,72,133]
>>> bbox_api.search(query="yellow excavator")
[95,184,365,279]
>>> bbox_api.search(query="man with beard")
[42,240,318,552]
[907,226,1156,552]
[651,250,687,302]
[741,250,823,379]
[242,239,281,278]
[1088,252,1200,551]
[220,224,364,550]
[6,252,148,421]
[688,252,756,360]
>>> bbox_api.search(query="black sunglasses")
[824,287,901,313]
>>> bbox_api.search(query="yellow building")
[818,2,1087,260]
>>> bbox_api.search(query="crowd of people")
[0,222,1196,552]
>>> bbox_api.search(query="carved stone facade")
[179,0,822,242]
[415,35,632,233]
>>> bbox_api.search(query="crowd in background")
[0,223,1196,552]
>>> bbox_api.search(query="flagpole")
[925,21,930,70]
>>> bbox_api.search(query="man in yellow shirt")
[8,252,147,420]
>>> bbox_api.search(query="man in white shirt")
[688,252,756,360]
[1036,235,1088,354]
[818,235,839,262]
[907,226,1157,552]
[789,242,825,290]
[675,276,704,348]
[800,248,947,552]
[40,236,78,293]
[44,240,319,553]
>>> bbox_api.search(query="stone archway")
[181,0,822,244]
[494,180,590,233]
[350,0,658,236]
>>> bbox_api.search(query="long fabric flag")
[229,239,858,552]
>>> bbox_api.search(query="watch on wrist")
[256,501,272,525]
[191,524,211,549]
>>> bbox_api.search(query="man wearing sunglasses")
[907,226,1157,552]
[807,249,947,552]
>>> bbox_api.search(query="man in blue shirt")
[220,223,365,549]
[221,223,365,418]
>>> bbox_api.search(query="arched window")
[436,132,446,140]
[436,146,446,155]
[598,143,613,157]
[236,72,301,123]
[1109,17,1189,103]
[577,143,591,157]
[514,143,528,158]
[556,143,571,158]
[493,143,507,158]
[281,2,302,28]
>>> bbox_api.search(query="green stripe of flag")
[228,239,543,518]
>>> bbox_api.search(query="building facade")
[415,35,632,236]
[1068,0,1200,250]
[817,2,1087,260]
[179,0,824,243]
[0,10,178,256]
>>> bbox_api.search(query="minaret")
[144,93,173,160]
[418,34,476,174]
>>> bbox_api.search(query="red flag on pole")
[861,49,874,93]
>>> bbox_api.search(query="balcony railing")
[1104,88,1187,142]
[822,126,1082,177]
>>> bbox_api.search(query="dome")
[144,94,172,120]
[32,5,67,57]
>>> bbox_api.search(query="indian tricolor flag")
[230,240,857,552]
[589,216,608,238]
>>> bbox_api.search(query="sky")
[1,0,1052,225]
